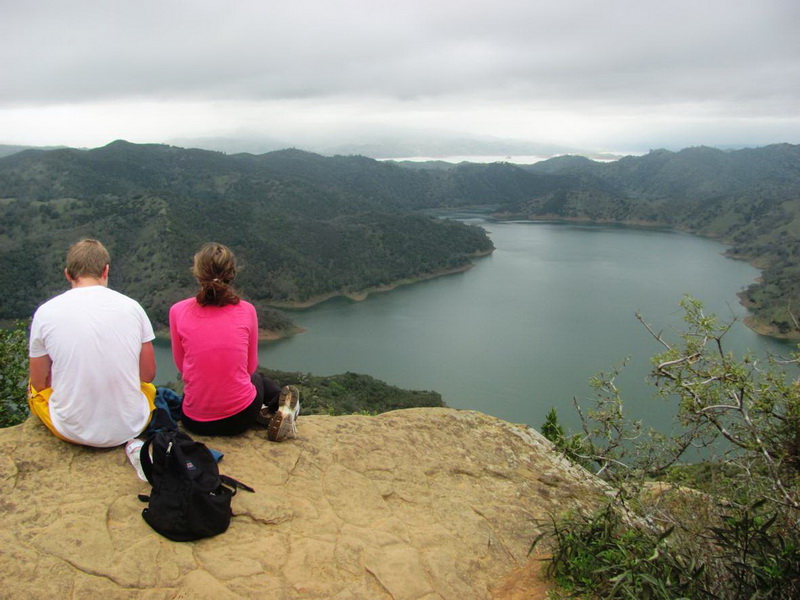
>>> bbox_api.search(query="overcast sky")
[1,0,798,156]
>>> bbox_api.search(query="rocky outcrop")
[0,408,605,599]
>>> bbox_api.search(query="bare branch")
[635,311,672,350]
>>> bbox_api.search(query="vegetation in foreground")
[0,320,28,428]
[536,297,800,599]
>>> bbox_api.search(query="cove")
[153,218,794,433]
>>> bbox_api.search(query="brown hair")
[192,242,241,307]
[66,239,110,280]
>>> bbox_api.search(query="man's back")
[30,285,154,447]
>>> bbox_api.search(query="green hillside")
[517,145,800,336]
[2,141,799,337]
[0,142,493,331]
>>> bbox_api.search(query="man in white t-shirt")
[28,239,157,448]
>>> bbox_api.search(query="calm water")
[154,219,794,432]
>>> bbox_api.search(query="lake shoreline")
[264,249,494,311]
[153,249,494,342]
[491,213,795,341]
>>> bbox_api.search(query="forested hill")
[1,141,799,337]
[517,144,800,336]
[0,141,494,330]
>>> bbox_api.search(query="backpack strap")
[140,434,159,485]
[220,474,255,493]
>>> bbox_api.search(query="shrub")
[536,297,800,599]
[0,320,30,427]
[533,505,705,599]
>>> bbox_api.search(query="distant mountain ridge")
[166,130,578,159]
[1,141,798,337]
[0,143,72,158]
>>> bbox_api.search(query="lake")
[153,218,795,433]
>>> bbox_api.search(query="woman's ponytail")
[192,243,241,307]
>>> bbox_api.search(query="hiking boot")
[267,385,301,442]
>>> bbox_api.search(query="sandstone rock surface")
[0,408,605,599]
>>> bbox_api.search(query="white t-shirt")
[29,286,156,447]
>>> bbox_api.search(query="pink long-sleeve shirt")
[169,298,259,421]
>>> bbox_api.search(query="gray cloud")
[1,0,798,151]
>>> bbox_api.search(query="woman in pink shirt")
[169,243,299,440]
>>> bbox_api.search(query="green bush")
[540,407,592,469]
[533,505,704,599]
[711,500,800,599]
[0,320,30,427]
[261,368,445,416]
[537,297,800,599]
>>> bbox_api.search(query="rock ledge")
[0,408,604,599]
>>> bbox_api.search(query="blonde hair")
[192,242,240,307]
[65,239,110,280]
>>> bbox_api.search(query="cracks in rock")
[380,489,409,503]
[104,501,113,539]
[471,506,520,566]
[432,465,512,482]
[237,511,293,526]
[104,493,140,544]
[449,467,480,478]
[49,553,132,591]
[285,449,302,478]
[67,451,79,475]
[483,468,512,480]
[364,565,394,599]
[6,450,22,490]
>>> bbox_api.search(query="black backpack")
[138,430,254,542]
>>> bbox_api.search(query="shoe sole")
[267,386,300,442]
